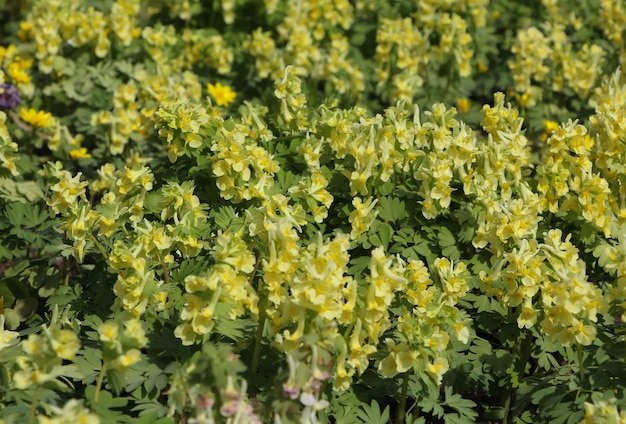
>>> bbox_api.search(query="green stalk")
[395,372,410,424]
[250,254,264,375]
[88,233,108,260]
[251,297,267,375]
[62,256,70,285]
[27,386,41,424]
[342,321,354,339]
[502,394,512,424]
[179,368,188,424]
[94,362,107,402]
[208,0,217,29]
[159,254,170,285]
[577,342,585,386]
[502,328,533,424]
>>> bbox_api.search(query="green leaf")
[378,222,393,251]
[442,386,478,421]
[106,368,127,396]
[0,180,44,203]
[0,277,31,307]
[356,400,390,424]
[442,245,460,260]
[418,396,445,419]
[457,223,475,244]
[212,206,242,230]
[348,255,371,277]
[437,226,456,247]
[12,298,38,323]
[377,197,406,223]
[579,222,597,244]
[74,347,102,385]
[133,412,174,424]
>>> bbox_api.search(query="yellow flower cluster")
[0,112,19,176]
[374,0,486,103]
[243,0,363,99]
[156,100,211,161]
[483,230,604,345]
[589,70,626,225]
[175,231,259,345]
[581,398,626,424]
[600,0,626,65]
[44,162,89,215]
[98,318,147,371]
[209,107,280,202]
[39,400,99,424]
[0,44,34,96]
[509,15,608,106]
[12,322,80,390]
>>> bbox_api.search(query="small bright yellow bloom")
[456,98,470,113]
[19,108,54,128]
[18,22,34,41]
[69,148,92,159]
[543,120,559,135]
[207,82,236,107]
[516,92,531,107]
[8,62,31,84]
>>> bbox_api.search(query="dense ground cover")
[1,0,626,422]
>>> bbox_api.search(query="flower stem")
[395,372,410,424]
[251,297,266,375]
[160,254,170,285]
[62,256,70,285]
[577,342,585,385]
[27,386,41,424]
[250,253,264,375]
[94,362,107,402]
[503,328,533,424]
[88,233,108,260]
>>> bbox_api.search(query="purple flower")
[0,84,21,109]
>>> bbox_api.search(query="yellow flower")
[69,148,92,159]
[426,357,449,385]
[51,329,80,361]
[115,349,141,368]
[543,120,559,135]
[8,62,31,84]
[19,107,54,128]
[98,321,119,343]
[207,82,236,107]
[18,22,34,41]
[456,98,470,113]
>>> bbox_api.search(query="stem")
[251,296,267,375]
[88,233,108,260]
[395,372,410,424]
[442,60,454,104]
[503,328,533,423]
[180,369,188,424]
[342,321,354,339]
[94,362,107,402]
[249,253,264,375]
[501,393,511,424]
[160,254,170,285]
[27,385,41,424]
[577,342,585,385]
[208,0,217,28]
[62,256,70,285]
